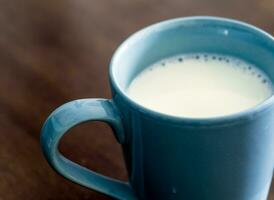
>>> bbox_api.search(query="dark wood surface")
[0,0,273,199]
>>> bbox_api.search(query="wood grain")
[0,0,273,199]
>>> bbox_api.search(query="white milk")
[127,53,273,118]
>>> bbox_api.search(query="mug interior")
[110,16,274,122]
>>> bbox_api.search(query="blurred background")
[0,0,273,199]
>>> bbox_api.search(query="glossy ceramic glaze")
[41,17,274,200]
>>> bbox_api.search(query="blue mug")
[41,16,274,200]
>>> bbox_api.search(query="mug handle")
[40,98,137,200]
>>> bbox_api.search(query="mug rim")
[109,16,274,126]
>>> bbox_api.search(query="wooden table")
[0,0,273,199]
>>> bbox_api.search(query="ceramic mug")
[41,16,274,200]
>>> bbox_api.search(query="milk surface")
[127,53,273,118]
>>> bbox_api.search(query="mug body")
[110,17,274,200]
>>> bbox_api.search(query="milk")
[127,53,273,118]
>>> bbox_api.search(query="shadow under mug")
[41,16,274,200]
